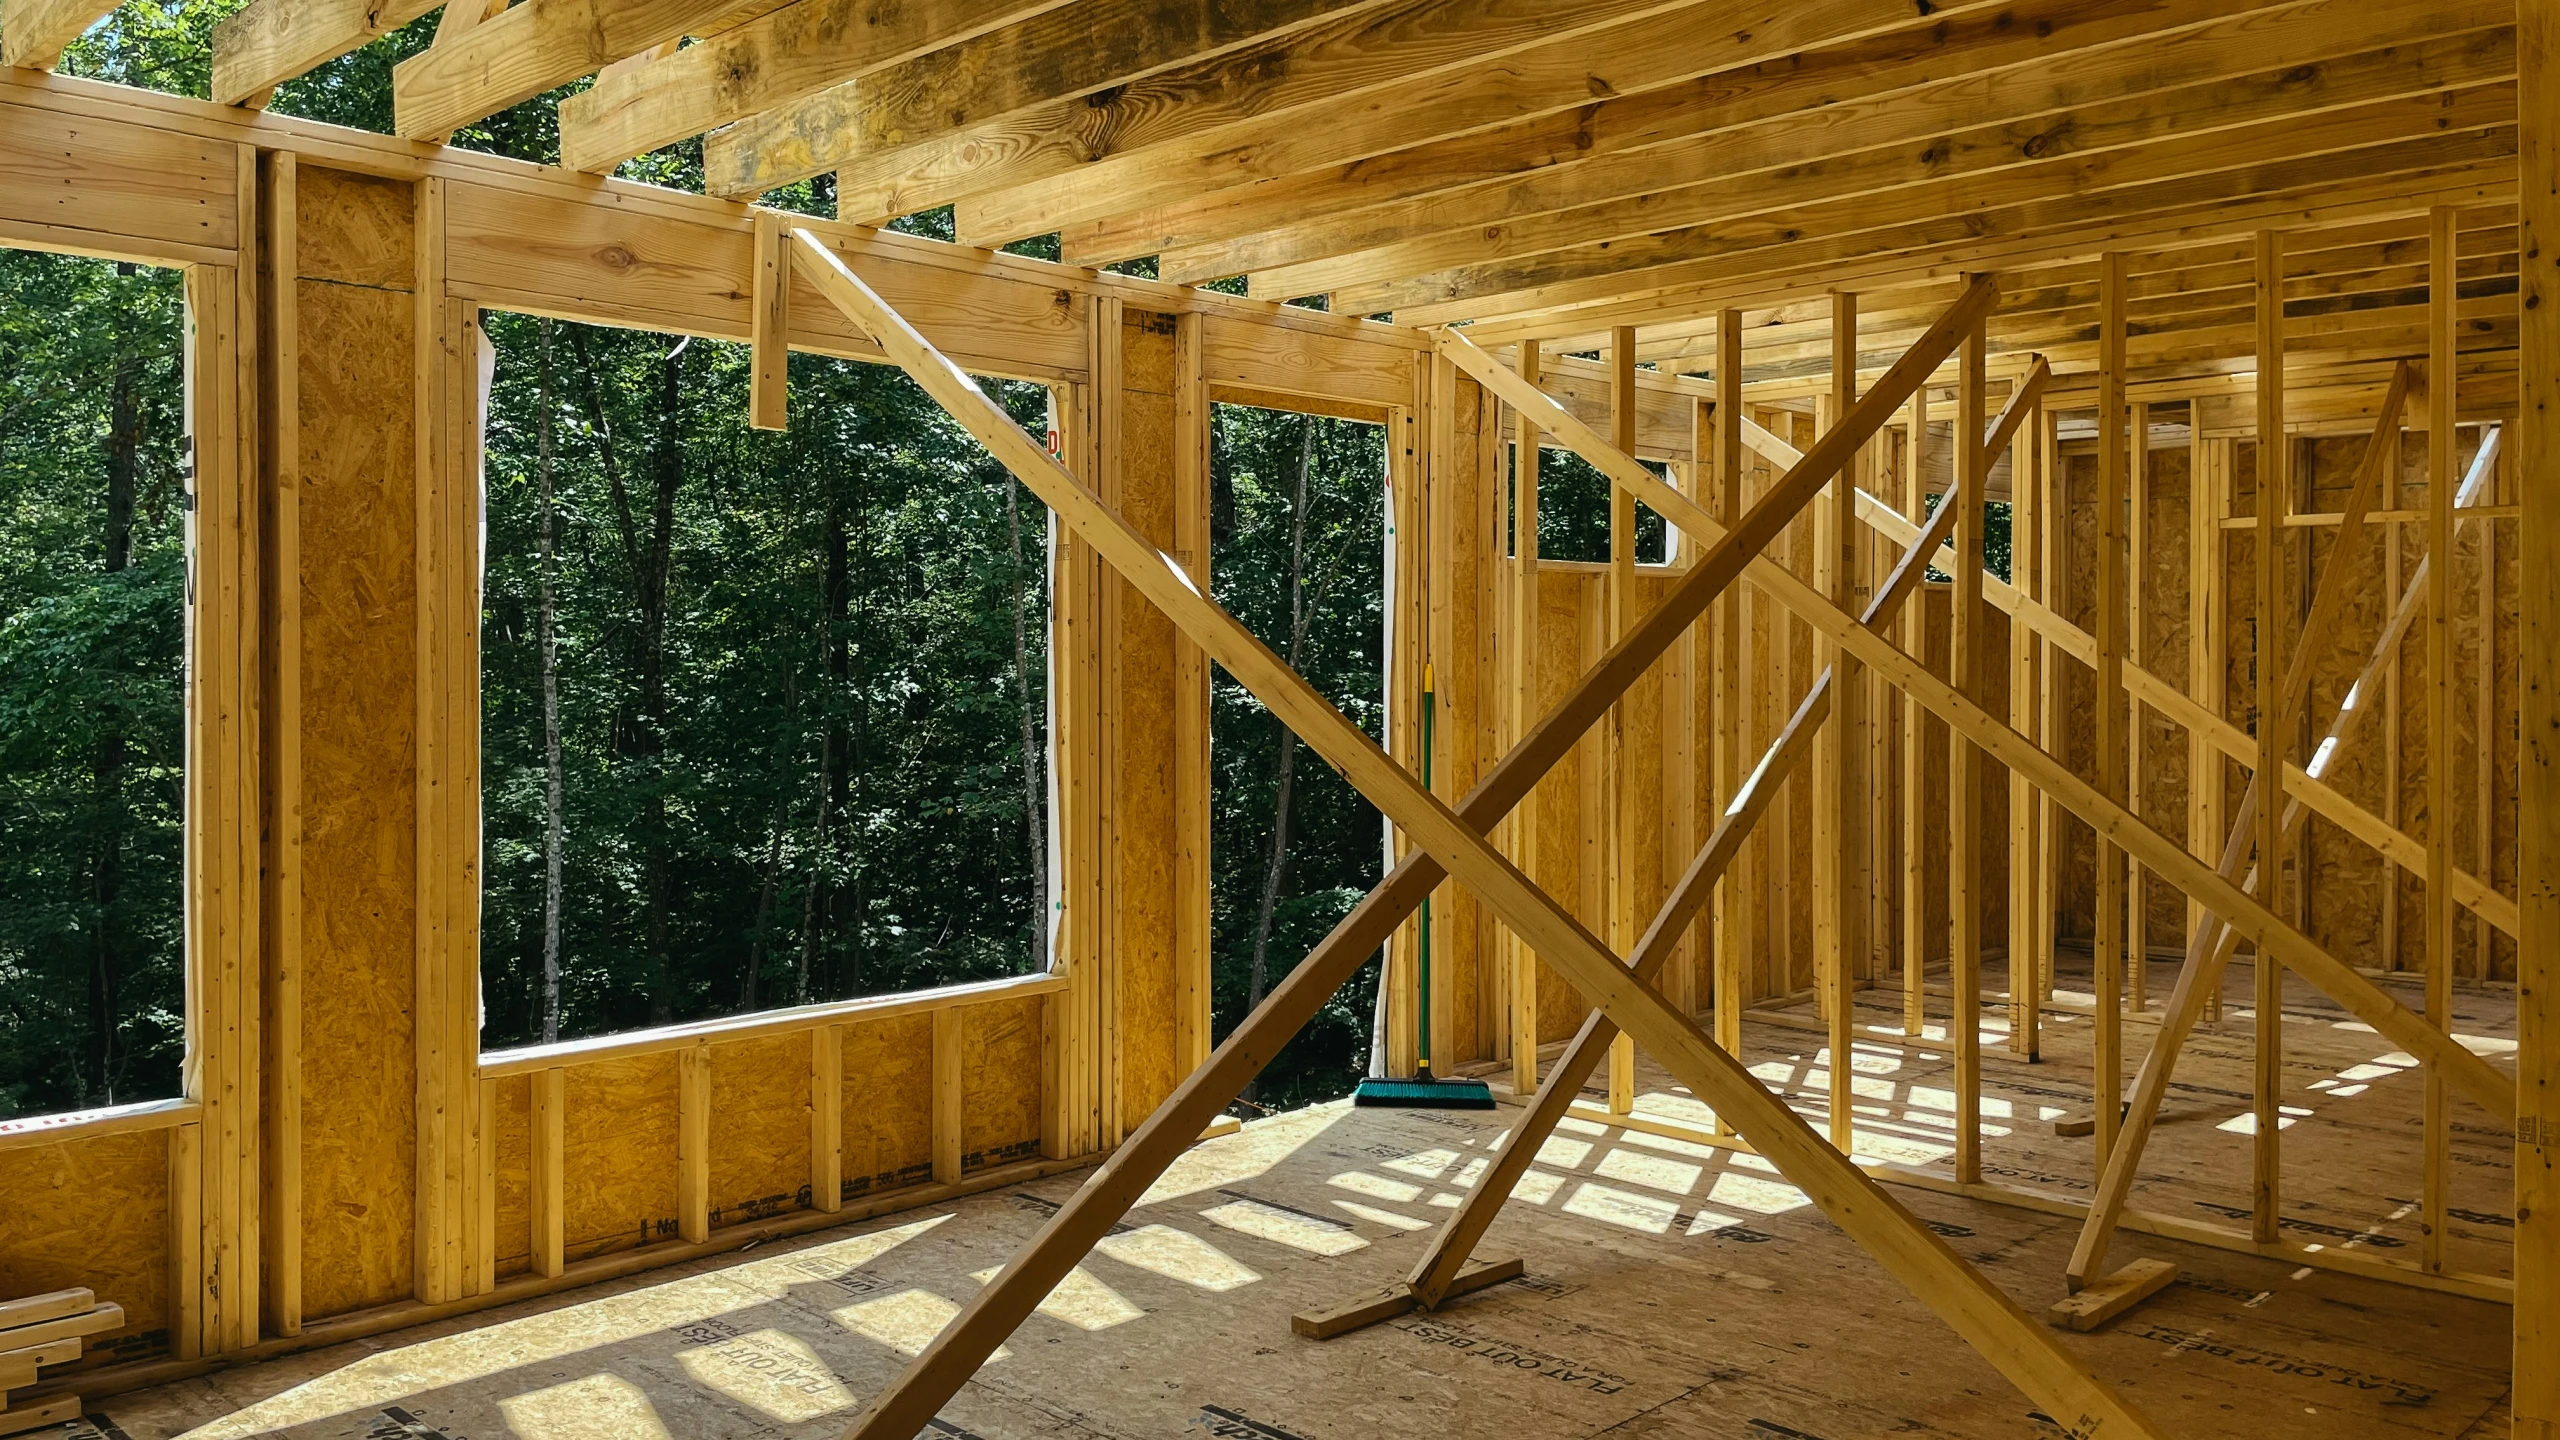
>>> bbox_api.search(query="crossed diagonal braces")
[783,227,2510,1440]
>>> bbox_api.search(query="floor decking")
[99,955,2516,1439]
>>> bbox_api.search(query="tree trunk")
[1007,479,1046,970]
[87,262,142,1101]
[1244,420,1320,1024]
[802,496,850,1003]
[537,318,564,1044]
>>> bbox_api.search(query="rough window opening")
[1516,443,1670,565]
[476,314,1053,1047]
[1207,403,1387,1111]
[0,249,189,1120]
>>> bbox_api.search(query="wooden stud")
[2513,5,2557,1428]
[1608,325,1638,1116]
[256,145,303,1342]
[678,1043,711,1245]
[2423,204,2458,1276]
[750,210,790,431]
[2250,229,2285,1247]
[1710,312,1749,1088]
[1512,341,1542,1094]
[1173,310,1213,1075]
[531,1068,565,1278]
[2006,384,2042,1060]
[934,1005,964,1185]
[1821,290,1861,1150]
[1901,385,1930,1040]
[812,1026,843,1216]
[1950,298,1987,1184]
[168,1121,202,1361]
[2127,398,2151,1012]
[2095,252,2129,1167]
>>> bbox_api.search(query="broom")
[1355,664,1495,1110]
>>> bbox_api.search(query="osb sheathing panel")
[294,167,420,1319]
[960,995,1044,1171]
[490,1075,531,1280]
[842,1012,933,1201]
[0,1130,167,1360]
[2132,446,2197,952]
[563,1053,678,1264]
[1112,308,1184,1135]
[295,166,412,289]
[1430,375,1494,1066]
[1531,573,1596,1043]
[2052,429,2519,977]
[709,1031,810,1227]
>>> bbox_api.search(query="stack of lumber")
[0,1288,119,1435]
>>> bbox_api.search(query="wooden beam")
[808,243,2169,1440]
[2422,205,2458,1277]
[2095,252,2129,1167]
[2513,5,2558,1430]
[751,210,790,431]
[1346,83,2517,316]
[558,0,1063,174]
[1607,325,1637,1118]
[1510,340,1541,1096]
[394,0,778,140]
[1951,300,1988,1184]
[531,1067,564,1278]
[1089,0,2391,267]
[950,0,2023,244]
[811,1024,842,1215]
[678,1043,711,1244]
[1394,141,2517,336]
[2250,229,2285,1247]
[0,0,121,69]
[2007,383,2043,1059]
[212,0,442,107]
[1820,291,1860,1150]
[1226,21,2513,299]
[704,0,1383,201]
[1711,310,1749,1082]
[933,1006,964,1185]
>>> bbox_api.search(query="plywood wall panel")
[1113,310,1185,1134]
[563,1052,679,1263]
[292,247,419,1320]
[960,996,1044,1172]
[709,1032,811,1228]
[842,1013,933,1201]
[0,1131,167,1360]
[490,1074,531,1280]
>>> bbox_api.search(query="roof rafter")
[700,0,1389,200]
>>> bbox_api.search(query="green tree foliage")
[476,321,1057,1044]
[1207,408,1386,1110]
[0,252,188,1119]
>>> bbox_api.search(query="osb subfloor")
[94,954,2515,1440]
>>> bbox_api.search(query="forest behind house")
[0,0,1394,1118]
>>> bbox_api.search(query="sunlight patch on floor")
[496,1373,675,1440]
[968,1264,1144,1331]
[1094,1224,1260,1291]
[676,1328,856,1422]
[1200,1198,1369,1256]
[834,1289,1006,1361]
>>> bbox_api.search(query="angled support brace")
[799,247,2170,1440]
[1454,306,2513,1125]
[1370,359,1995,1322]
[2067,397,2500,1289]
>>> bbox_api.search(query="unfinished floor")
[97,960,2515,1440]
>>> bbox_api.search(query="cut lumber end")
[2047,1258,2178,1332]
[0,1394,81,1437]
[1296,1255,1523,1341]
[1292,1282,1418,1341]
[2052,1113,2096,1138]
[1197,1114,1242,1142]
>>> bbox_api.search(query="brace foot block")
[2047,1258,2177,1332]
[1291,1256,1523,1341]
